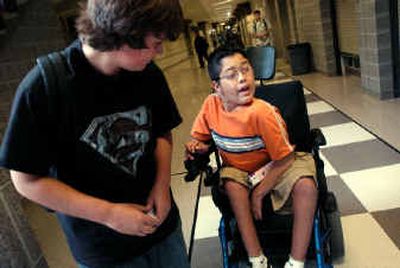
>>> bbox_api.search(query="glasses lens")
[220,63,251,80]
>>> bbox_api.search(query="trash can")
[287,43,312,75]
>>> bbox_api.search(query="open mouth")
[239,86,250,93]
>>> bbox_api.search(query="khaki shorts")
[219,152,316,213]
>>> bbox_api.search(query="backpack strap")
[36,51,74,118]
[35,52,74,210]
[263,19,268,30]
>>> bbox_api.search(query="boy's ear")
[211,80,220,93]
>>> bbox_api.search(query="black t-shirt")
[0,40,183,267]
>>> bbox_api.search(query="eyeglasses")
[218,63,252,81]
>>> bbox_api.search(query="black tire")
[326,206,345,262]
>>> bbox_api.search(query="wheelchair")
[184,46,345,268]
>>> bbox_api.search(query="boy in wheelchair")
[185,48,318,268]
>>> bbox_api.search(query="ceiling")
[180,0,247,23]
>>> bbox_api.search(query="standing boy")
[186,48,317,268]
[0,0,190,267]
[252,10,273,46]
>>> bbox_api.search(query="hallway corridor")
[0,1,399,266]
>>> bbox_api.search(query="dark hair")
[207,48,248,81]
[76,0,184,51]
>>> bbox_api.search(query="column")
[359,0,394,99]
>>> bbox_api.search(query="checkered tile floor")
[190,86,400,268]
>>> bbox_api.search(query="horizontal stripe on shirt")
[211,131,265,153]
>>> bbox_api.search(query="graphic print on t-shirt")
[80,106,150,176]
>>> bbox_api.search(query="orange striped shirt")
[191,94,294,172]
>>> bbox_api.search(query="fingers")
[128,203,147,212]
[251,204,259,220]
[112,203,161,236]
[144,201,154,213]
[185,149,195,160]
[185,140,207,155]
[137,222,157,236]
[251,197,263,220]
[136,214,161,236]
[184,143,196,160]
[185,141,196,153]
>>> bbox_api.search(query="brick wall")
[359,0,394,99]
[293,0,336,75]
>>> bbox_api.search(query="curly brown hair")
[76,0,184,51]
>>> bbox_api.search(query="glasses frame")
[218,62,253,81]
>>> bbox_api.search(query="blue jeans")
[78,222,190,268]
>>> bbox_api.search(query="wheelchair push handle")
[310,128,326,148]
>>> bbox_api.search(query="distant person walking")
[224,28,244,50]
[251,10,273,46]
[194,29,209,68]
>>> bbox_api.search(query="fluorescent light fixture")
[212,0,233,7]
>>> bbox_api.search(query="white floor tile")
[320,122,376,148]
[319,152,338,177]
[336,213,400,268]
[194,195,221,240]
[307,101,336,115]
[340,163,400,212]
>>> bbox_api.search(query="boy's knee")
[292,177,317,200]
[224,179,246,191]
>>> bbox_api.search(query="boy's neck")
[82,43,120,76]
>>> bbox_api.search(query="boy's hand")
[185,140,210,160]
[251,183,272,220]
[106,203,160,236]
[251,187,265,220]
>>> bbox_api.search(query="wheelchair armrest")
[310,128,326,148]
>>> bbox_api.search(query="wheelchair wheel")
[323,192,345,262]
[326,209,345,262]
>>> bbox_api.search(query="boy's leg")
[197,53,205,68]
[290,177,317,262]
[147,219,190,268]
[224,180,262,257]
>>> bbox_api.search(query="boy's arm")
[146,131,174,223]
[251,152,295,220]
[10,170,160,236]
